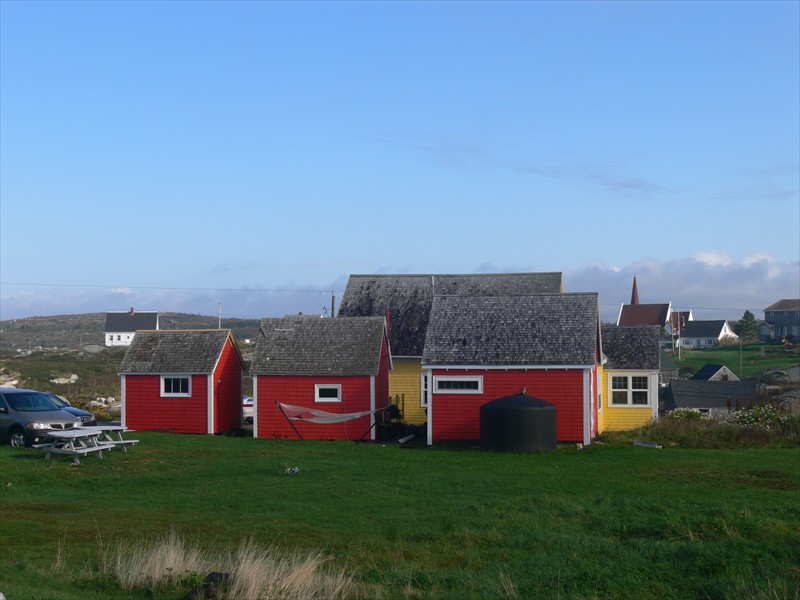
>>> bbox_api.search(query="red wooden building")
[119,329,245,434]
[421,293,601,445]
[250,316,391,441]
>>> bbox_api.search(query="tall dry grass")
[111,531,367,599]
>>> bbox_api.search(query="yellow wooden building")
[599,325,661,431]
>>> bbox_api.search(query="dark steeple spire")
[631,276,640,305]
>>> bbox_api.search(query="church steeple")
[631,276,640,305]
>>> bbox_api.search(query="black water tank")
[480,393,557,452]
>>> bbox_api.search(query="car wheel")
[9,428,26,448]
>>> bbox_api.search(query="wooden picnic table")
[33,426,139,464]
[88,425,139,452]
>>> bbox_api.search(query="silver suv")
[0,388,82,447]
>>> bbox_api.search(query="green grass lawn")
[1,433,798,599]
[672,343,799,380]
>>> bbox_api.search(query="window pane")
[437,379,480,391]
[318,387,339,399]
[611,391,628,405]
[179,378,189,394]
[632,391,648,405]
[632,377,648,390]
[612,377,628,390]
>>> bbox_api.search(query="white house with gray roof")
[105,309,159,347]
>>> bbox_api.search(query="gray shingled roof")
[422,293,598,367]
[338,273,564,357]
[666,380,758,410]
[601,325,661,370]
[679,320,731,338]
[106,311,158,333]
[119,330,234,374]
[764,299,800,311]
[250,316,387,376]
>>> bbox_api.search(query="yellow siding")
[601,369,657,431]
[389,358,427,424]
[602,406,653,431]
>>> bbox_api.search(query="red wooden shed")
[119,329,244,434]
[250,316,392,441]
[421,293,601,446]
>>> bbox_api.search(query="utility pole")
[218,301,222,329]
[331,292,336,318]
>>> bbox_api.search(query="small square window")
[162,376,191,397]
[315,384,341,403]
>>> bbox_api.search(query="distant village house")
[105,308,159,346]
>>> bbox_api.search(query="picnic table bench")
[34,426,139,464]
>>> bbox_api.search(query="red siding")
[254,330,392,441]
[124,374,209,434]
[376,335,391,412]
[256,375,375,440]
[213,338,244,433]
[431,369,588,443]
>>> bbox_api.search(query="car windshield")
[44,393,67,408]
[4,391,61,412]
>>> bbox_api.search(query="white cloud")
[110,287,133,295]
[692,250,734,267]
[1,258,797,325]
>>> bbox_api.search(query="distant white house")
[680,320,738,348]
[105,309,159,347]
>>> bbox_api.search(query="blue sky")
[1,1,798,323]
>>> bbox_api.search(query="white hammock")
[276,402,382,424]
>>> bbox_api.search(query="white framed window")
[315,384,341,403]
[433,375,483,394]
[420,374,429,407]
[161,375,191,397]
[610,375,649,406]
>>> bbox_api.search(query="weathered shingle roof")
[679,320,732,338]
[338,273,564,357]
[764,299,800,311]
[106,311,158,333]
[601,325,661,370]
[666,380,758,410]
[119,330,234,374]
[250,316,388,376]
[617,303,670,327]
[422,293,598,367]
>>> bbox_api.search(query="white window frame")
[609,374,650,407]
[433,375,483,394]
[161,375,191,397]
[420,374,429,407]
[315,383,342,403]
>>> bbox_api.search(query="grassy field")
[1,433,798,599]
[672,342,799,380]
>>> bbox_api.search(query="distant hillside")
[0,312,261,351]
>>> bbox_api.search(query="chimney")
[129,307,135,316]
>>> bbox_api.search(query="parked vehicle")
[243,395,254,424]
[0,388,82,447]
[43,393,97,427]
